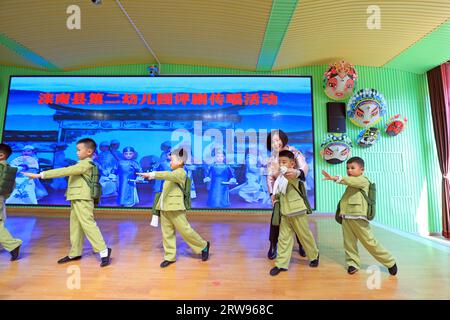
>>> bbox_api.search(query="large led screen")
[2,76,315,209]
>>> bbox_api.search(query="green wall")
[0,63,442,235]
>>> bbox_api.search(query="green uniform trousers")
[69,200,107,257]
[275,214,319,269]
[0,199,22,252]
[342,219,395,269]
[0,220,22,252]
[161,210,207,262]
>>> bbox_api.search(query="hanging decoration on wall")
[356,127,380,147]
[323,61,358,101]
[385,114,408,136]
[347,88,387,127]
[320,133,353,164]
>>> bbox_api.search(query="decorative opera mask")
[357,127,380,148]
[348,88,387,127]
[323,61,358,101]
[320,134,353,164]
[385,114,408,136]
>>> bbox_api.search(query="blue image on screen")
[2,76,315,210]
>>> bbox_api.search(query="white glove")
[203,177,211,183]
[229,178,237,184]
[273,168,289,195]
[150,215,159,227]
[144,172,156,180]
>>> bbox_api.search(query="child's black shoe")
[201,241,210,261]
[57,255,82,264]
[347,266,358,274]
[309,254,319,267]
[100,248,112,267]
[160,260,176,268]
[388,263,398,276]
[269,267,287,276]
[10,245,21,261]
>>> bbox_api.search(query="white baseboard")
[370,221,450,253]
[315,212,450,253]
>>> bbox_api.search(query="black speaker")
[326,102,346,133]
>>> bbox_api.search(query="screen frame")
[2,75,316,210]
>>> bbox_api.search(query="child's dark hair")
[347,156,365,168]
[0,143,12,159]
[278,149,295,160]
[77,138,97,151]
[267,129,288,151]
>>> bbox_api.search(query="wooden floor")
[0,213,449,300]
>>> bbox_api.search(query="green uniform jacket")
[0,160,15,199]
[42,158,93,201]
[338,175,370,217]
[278,179,307,215]
[154,167,186,211]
